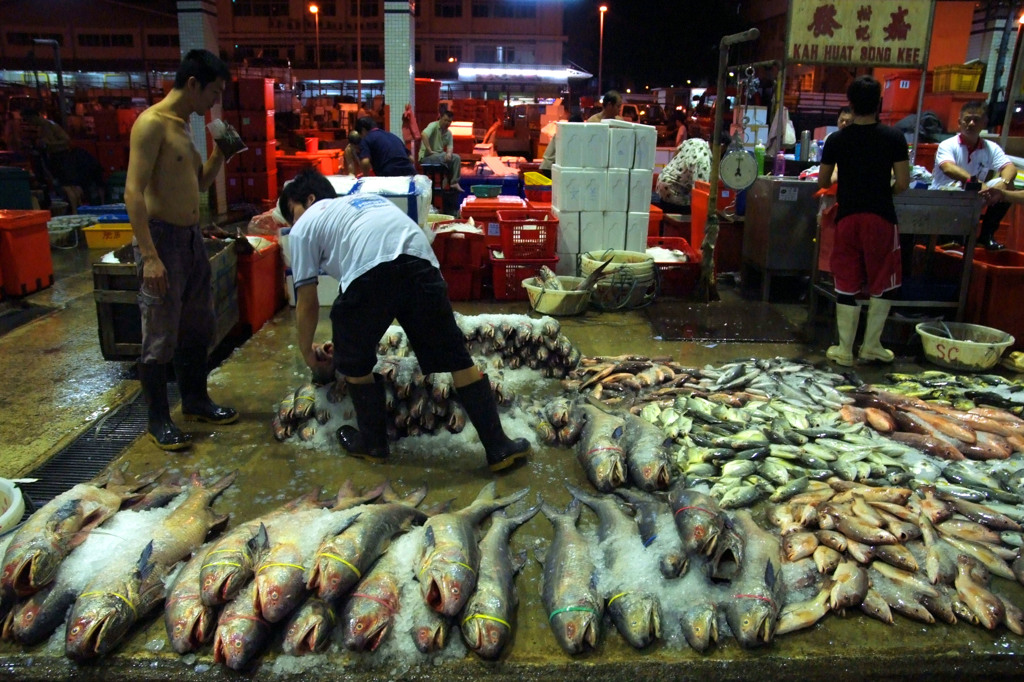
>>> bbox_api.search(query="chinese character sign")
[787,0,933,67]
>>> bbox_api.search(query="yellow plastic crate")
[523,171,552,187]
[933,63,983,93]
[83,223,133,249]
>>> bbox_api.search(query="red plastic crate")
[489,251,559,301]
[0,210,53,296]
[442,265,485,301]
[496,209,558,259]
[239,110,275,142]
[238,77,275,110]
[431,221,487,268]
[237,242,284,333]
[648,236,701,297]
[882,70,925,112]
[460,196,527,247]
[524,186,551,203]
[935,247,1024,351]
[648,204,664,238]
[243,170,278,201]
[239,141,277,173]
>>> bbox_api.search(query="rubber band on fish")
[642,535,657,547]
[675,505,717,517]
[79,591,137,619]
[607,592,628,607]
[419,553,476,576]
[316,552,362,579]
[585,446,624,457]
[257,562,305,574]
[733,593,775,608]
[462,613,511,629]
[350,592,395,613]
[201,560,243,570]
[164,592,201,608]
[548,605,598,621]
[206,549,245,556]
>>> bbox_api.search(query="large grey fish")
[3,582,76,645]
[722,510,784,649]
[679,600,719,652]
[282,597,338,655]
[0,468,160,597]
[460,506,538,659]
[418,482,528,617]
[667,484,727,558]
[341,540,411,652]
[538,500,603,655]
[620,412,674,491]
[575,404,628,492]
[306,489,427,603]
[615,487,687,579]
[212,581,271,670]
[66,471,236,660]
[567,484,661,649]
[164,546,218,654]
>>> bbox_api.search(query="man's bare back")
[131,103,203,227]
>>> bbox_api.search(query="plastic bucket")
[305,137,319,153]
[916,321,1014,371]
[580,250,656,309]
[522,276,591,316]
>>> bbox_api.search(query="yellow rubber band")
[201,561,242,570]
[316,552,362,579]
[257,562,305,574]
[418,553,476,577]
[206,549,245,556]
[462,613,511,629]
[79,591,137,619]
[607,592,628,607]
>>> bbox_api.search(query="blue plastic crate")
[78,204,127,216]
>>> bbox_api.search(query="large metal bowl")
[916,321,1014,372]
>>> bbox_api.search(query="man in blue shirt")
[354,117,416,177]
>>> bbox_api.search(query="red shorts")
[830,213,901,297]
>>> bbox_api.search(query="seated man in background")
[929,101,1016,250]
[419,110,463,191]
[655,138,712,214]
[354,117,416,177]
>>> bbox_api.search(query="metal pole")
[598,5,607,96]
[1002,16,1024,149]
[33,39,66,127]
[316,11,321,97]
[356,0,362,107]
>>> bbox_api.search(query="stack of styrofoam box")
[549,120,657,275]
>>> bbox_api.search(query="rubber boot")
[138,362,191,451]
[826,303,860,367]
[173,346,239,424]
[337,375,390,461]
[858,298,895,363]
[978,224,1005,251]
[456,374,530,472]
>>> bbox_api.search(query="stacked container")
[224,77,277,206]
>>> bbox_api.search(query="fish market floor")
[0,246,1021,681]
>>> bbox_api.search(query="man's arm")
[999,161,1018,188]
[892,160,911,195]
[295,283,322,369]
[818,163,835,190]
[937,160,971,184]
[198,144,226,192]
[125,115,169,296]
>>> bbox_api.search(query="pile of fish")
[880,370,1024,413]
[272,313,582,444]
[0,469,236,660]
[765,477,1024,637]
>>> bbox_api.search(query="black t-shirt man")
[820,122,908,224]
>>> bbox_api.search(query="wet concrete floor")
[0,245,1021,680]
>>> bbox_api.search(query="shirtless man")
[125,49,238,451]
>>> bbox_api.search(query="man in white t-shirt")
[278,169,529,472]
[930,101,1017,250]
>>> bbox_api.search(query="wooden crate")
[92,240,238,361]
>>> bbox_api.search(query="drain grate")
[18,385,180,512]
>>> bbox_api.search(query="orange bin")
[0,210,54,297]
[648,236,701,297]
[236,241,284,333]
[460,196,528,247]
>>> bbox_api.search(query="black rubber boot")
[138,362,191,451]
[978,227,1005,250]
[337,375,390,461]
[456,374,530,472]
[173,346,239,425]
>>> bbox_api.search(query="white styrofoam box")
[628,169,654,212]
[654,146,675,175]
[284,268,340,307]
[555,251,579,277]
[580,169,606,211]
[578,212,606,253]
[552,164,585,212]
[552,206,580,253]
[554,122,586,168]
[605,212,627,250]
[632,123,658,170]
[626,211,650,253]
[734,105,768,126]
[326,175,431,232]
[581,123,611,169]
[326,175,360,195]
[605,169,630,213]
[608,126,636,169]
[732,122,768,145]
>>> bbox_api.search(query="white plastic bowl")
[916,321,1014,372]
[0,479,25,534]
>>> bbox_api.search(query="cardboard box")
[606,169,630,212]
[552,206,580,253]
[629,169,654,212]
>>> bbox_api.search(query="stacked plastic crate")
[549,120,657,276]
[223,77,277,208]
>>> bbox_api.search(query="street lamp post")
[309,4,321,97]
[357,0,363,108]
[598,5,607,96]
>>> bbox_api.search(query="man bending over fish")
[278,168,530,472]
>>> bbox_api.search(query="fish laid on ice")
[575,404,628,492]
[722,511,784,649]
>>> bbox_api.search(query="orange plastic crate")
[648,236,701,297]
[460,196,527,247]
[489,251,559,301]
[431,221,487,269]
[0,210,53,296]
[496,209,559,259]
[237,242,284,333]
[442,264,485,301]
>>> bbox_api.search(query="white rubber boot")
[826,303,860,367]
[859,297,895,362]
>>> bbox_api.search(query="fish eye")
[355,622,364,631]
[25,613,34,622]
[451,586,460,596]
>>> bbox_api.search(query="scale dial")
[720,148,758,190]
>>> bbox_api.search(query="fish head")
[212,617,268,671]
[420,562,476,617]
[166,596,215,654]
[682,604,718,652]
[659,553,688,579]
[307,552,360,602]
[413,618,449,654]
[590,450,627,492]
[551,606,600,654]
[460,611,510,660]
[2,544,60,596]
[680,512,724,557]
[200,557,249,606]
[636,459,672,492]
[254,566,306,623]
[729,596,777,648]
[284,606,332,655]
[342,599,393,652]
[608,593,662,649]
[65,593,135,661]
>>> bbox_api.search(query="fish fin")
[764,560,777,591]
[422,498,455,516]
[362,479,389,502]
[612,426,624,440]
[50,498,83,527]
[135,541,156,581]
[474,481,499,504]
[403,485,429,508]
[495,487,530,510]
[250,523,271,555]
[208,512,230,536]
[333,512,361,535]
[424,525,436,551]
[507,503,541,528]
[567,497,582,523]
[334,479,356,501]
[565,483,596,507]
[209,470,239,498]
